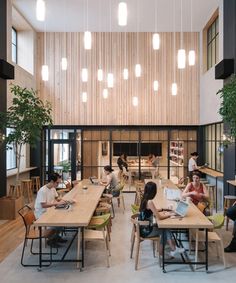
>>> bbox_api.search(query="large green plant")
[0,84,53,184]
[217,74,236,138]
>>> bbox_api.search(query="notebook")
[174,200,189,217]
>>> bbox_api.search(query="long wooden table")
[198,168,223,212]
[144,179,213,272]
[34,180,104,269]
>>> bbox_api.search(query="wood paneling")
[37,32,199,126]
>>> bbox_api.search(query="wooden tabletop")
[227,180,236,187]
[34,180,104,227]
[146,179,213,229]
[198,168,223,178]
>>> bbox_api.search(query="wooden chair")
[190,213,226,268]
[31,176,40,193]
[18,205,56,267]
[85,213,111,267]
[224,195,236,230]
[130,213,160,270]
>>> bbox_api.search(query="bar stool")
[8,184,21,198]
[205,184,216,212]
[224,195,236,230]
[31,176,40,193]
[21,179,33,203]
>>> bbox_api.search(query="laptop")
[165,188,181,201]
[89,176,99,185]
[173,200,189,217]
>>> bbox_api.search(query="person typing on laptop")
[139,181,185,258]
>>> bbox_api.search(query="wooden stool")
[31,176,40,193]
[8,184,21,198]
[206,184,216,212]
[224,195,236,230]
[21,179,33,203]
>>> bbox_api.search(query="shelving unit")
[169,141,184,177]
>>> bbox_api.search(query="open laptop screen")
[175,201,189,217]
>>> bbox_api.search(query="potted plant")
[58,160,71,180]
[217,74,236,143]
[0,84,53,186]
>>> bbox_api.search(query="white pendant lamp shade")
[82,92,87,103]
[123,68,129,80]
[81,68,88,82]
[61,57,68,70]
[188,50,196,66]
[135,64,141,77]
[36,0,45,21]
[152,33,160,50]
[97,69,103,81]
[107,73,114,88]
[41,65,49,81]
[103,88,108,99]
[118,2,127,26]
[171,83,177,96]
[132,96,138,106]
[177,49,186,69]
[153,80,159,92]
[84,31,92,50]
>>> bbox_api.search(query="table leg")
[194,229,199,270]
[38,226,42,271]
[162,229,166,273]
[77,227,81,269]
[82,228,84,268]
[205,229,208,272]
[215,177,218,212]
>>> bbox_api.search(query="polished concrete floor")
[0,192,236,283]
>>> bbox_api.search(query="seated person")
[34,172,67,247]
[139,181,185,257]
[100,165,121,197]
[117,153,128,180]
[224,202,236,252]
[182,171,209,214]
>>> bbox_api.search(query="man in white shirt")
[34,173,67,247]
[188,152,198,181]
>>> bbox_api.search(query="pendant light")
[171,83,177,96]
[36,0,45,21]
[82,92,87,103]
[97,69,103,81]
[84,1,91,50]
[172,0,177,95]
[118,2,127,26]
[132,96,138,107]
[61,57,68,71]
[107,73,114,88]
[152,1,160,50]
[81,68,88,82]
[123,68,129,80]
[177,0,186,69]
[153,80,159,92]
[103,89,108,99]
[41,65,49,81]
[188,0,195,66]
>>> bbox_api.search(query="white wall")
[199,0,223,125]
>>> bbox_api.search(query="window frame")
[12,27,17,64]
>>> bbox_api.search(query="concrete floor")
[0,192,236,283]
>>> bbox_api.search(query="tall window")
[207,16,219,70]
[6,128,17,170]
[12,27,17,63]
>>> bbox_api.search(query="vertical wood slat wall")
[37,32,199,126]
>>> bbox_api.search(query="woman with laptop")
[182,171,209,215]
[139,181,185,258]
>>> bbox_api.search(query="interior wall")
[36,32,200,126]
[199,2,224,125]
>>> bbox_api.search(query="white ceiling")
[13,0,221,32]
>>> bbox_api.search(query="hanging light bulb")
[132,96,138,106]
[152,33,160,50]
[84,31,92,50]
[118,2,127,26]
[153,80,159,92]
[103,88,108,99]
[135,64,141,77]
[41,65,48,81]
[123,68,129,80]
[36,0,45,21]
[188,50,195,66]
[97,69,103,81]
[107,73,114,88]
[81,68,88,82]
[82,92,87,103]
[177,49,186,69]
[61,57,68,70]
[171,83,177,96]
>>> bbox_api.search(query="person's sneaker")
[47,239,61,248]
[170,247,185,257]
[55,235,67,243]
[224,242,236,253]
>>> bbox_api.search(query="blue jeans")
[145,224,172,245]
[226,204,236,236]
